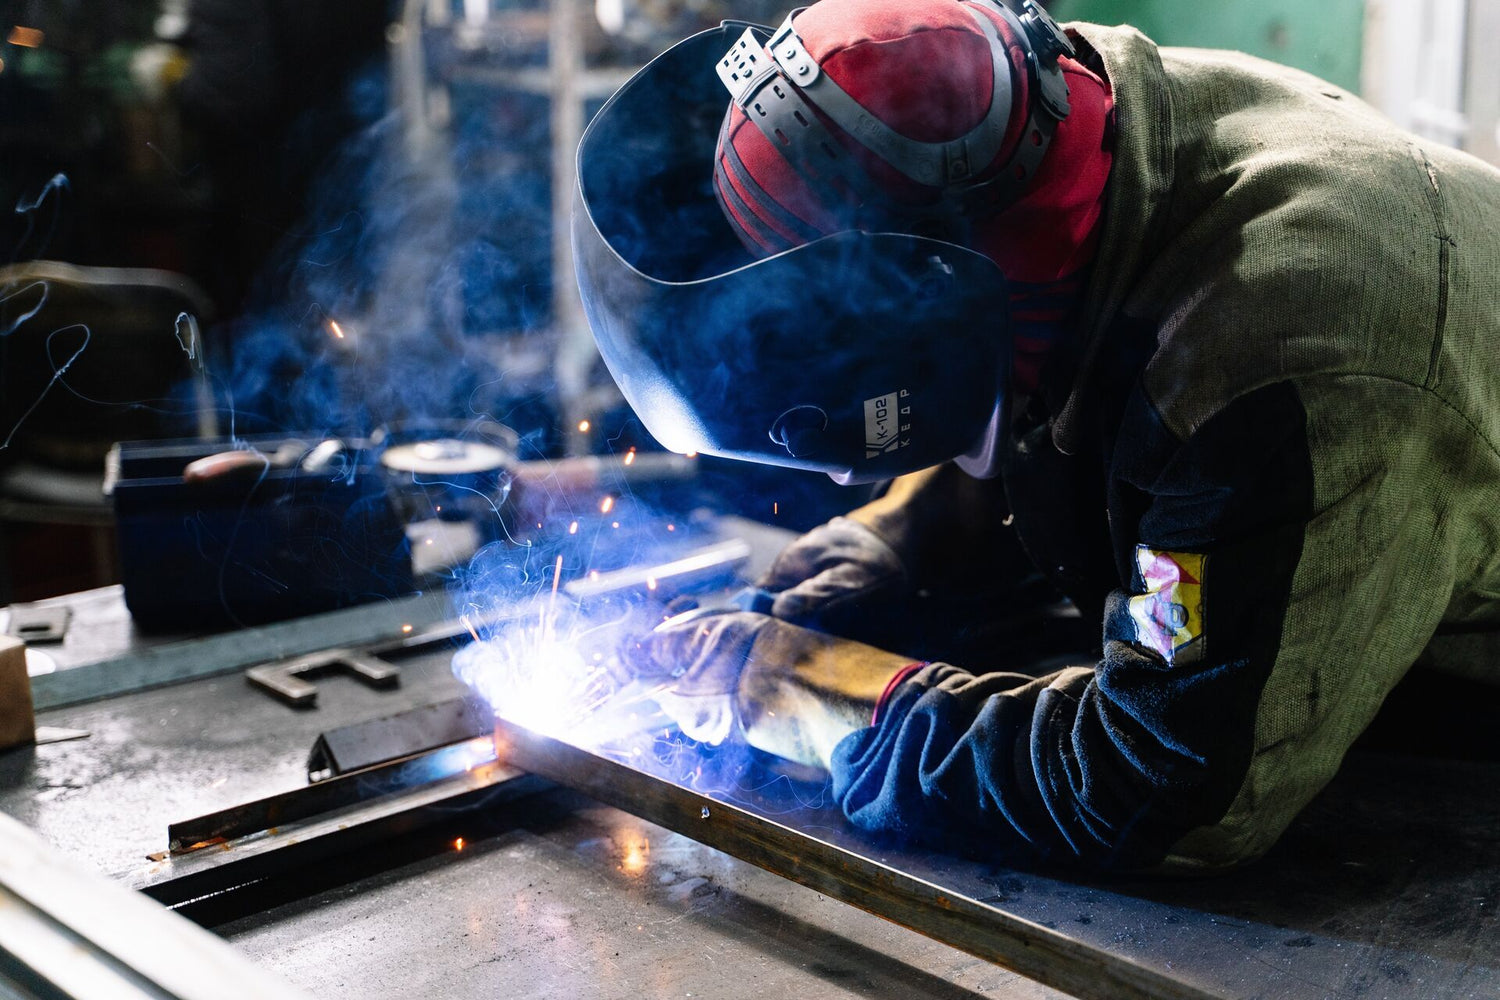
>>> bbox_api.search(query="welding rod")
[562,538,750,600]
[492,719,1227,1000]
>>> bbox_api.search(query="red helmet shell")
[714,0,1033,254]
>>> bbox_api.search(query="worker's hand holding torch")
[621,608,912,770]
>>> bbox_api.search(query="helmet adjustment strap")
[714,0,1075,229]
[717,23,892,217]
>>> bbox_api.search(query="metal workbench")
[2,517,1498,999]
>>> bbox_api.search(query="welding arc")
[493,719,1226,1000]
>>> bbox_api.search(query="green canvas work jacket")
[828,23,1500,871]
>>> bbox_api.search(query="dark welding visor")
[572,22,1011,484]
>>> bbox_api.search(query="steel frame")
[493,718,1226,1000]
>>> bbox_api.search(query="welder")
[573,0,1500,870]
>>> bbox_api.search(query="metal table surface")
[215,701,1500,1000]
[0,640,1071,1000]
[0,650,471,877]
[2,527,1499,998]
[221,788,1068,1000]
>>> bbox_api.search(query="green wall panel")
[1049,0,1365,93]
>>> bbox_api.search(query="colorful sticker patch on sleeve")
[1128,547,1206,664]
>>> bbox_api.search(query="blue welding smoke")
[9,172,69,264]
[217,63,557,451]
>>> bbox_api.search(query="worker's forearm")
[735,628,911,769]
[737,676,875,769]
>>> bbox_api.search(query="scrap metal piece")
[246,648,400,707]
[5,603,71,644]
[306,697,492,781]
[492,718,1226,1000]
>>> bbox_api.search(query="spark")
[328,319,346,339]
[619,836,649,876]
[435,505,442,512]
[600,495,614,514]
[684,451,697,458]
[667,524,675,532]
[568,521,578,535]
[460,614,482,643]
[611,521,619,529]
[7,26,43,47]
[646,577,658,591]
[452,627,612,743]
[543,554,563,634]
[401,623,413,634]
[424,538,434,545]
[773,501,779,515]
[577,419,591,433]
[623,449,636,466]
[454,837,465,851]
[589,570,600,580]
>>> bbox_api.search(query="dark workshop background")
[0,0,1495,603]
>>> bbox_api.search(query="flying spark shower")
[452,554,668,746]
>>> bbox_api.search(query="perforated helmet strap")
[714,0,1075,233]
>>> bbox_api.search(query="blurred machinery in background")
[384,0,780,458]
[1048,0,1499,164]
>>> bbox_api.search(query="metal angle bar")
[167,736,498,854]
[492,719,1226,1000]
[306,697,492,781]
[131,762,549,905]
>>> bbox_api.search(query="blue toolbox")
[105,435,414,631]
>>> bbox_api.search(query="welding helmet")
[573,0,1074,484]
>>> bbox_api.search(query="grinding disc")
[380,439,512,477]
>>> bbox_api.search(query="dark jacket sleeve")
[830,377,1470,870]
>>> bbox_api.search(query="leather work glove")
[756,516,910,635]
[622,610,912,769]
[756,465,1052,662]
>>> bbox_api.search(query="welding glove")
[757,465,1023,656]
[623,610,911,769]
[757,516,909,632]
